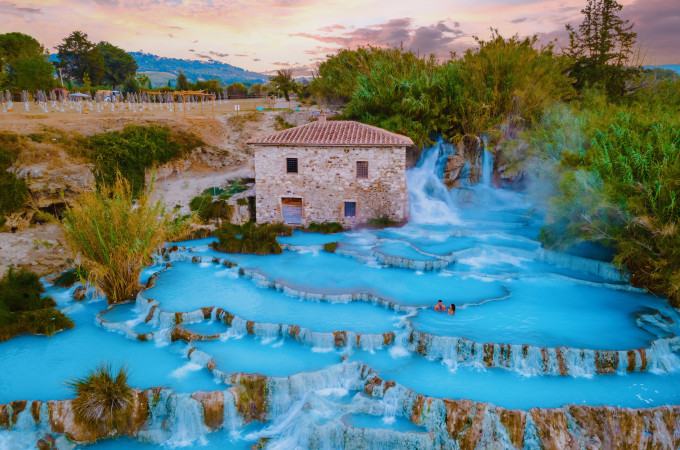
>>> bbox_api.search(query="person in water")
[434,300,446,312]
[448,304,456,315]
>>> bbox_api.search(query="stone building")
[248,119,412,228]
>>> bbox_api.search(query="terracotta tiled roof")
[247,120,413,147]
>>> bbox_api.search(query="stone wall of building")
[253,145,409,228]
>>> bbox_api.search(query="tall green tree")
[0,32,54,91]
[227,82,248,98]
[270,69,297,101]
[97,42,137,89]
[176,69,190,91]
[55,31,105,85]
[565,0,637,96]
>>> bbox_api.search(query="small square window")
[356,161,368,179]
[286,158,298,173]
[344,201,356,217]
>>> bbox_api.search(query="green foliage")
[565,0,638,96]
[270,69,298,101]
[68,365,134,431]
[304,222,345,234]
[122,75,139,94]
[0,32,55,91]
[0,266,74,342]
[365,215,399,229]
[54,267,88,288]
[312,47,426,103]
[56,31,105,85]
[534,82,680,305]
[0,132,30,224]
[213,222,291,255]
[176,69,190,91]
[62,177,170,304]
[189,192,235,223]
[227,82,248,99]
[97,42,138,89]
[85,125,202,196]
[323,242,338,253]
[336,33,574,146]
[274,115,294,130]
[136,73,151,91]
[194,79,223,95]
[249,83,267,97]
[201,187,225,196]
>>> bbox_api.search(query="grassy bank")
[0,267,74,341]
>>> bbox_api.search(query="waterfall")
[406,139,461,225]
[481,148,493,187]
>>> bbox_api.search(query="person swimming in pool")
[448,304,456,315]
[434,300,446,312]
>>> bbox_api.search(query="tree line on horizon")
[0,30,301,100]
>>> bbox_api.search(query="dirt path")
[0,223,70,277]
[0,106,314,277]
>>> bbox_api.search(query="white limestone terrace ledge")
[94,271,680,377]
[2,362,679,448]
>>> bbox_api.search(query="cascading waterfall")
[481,148,493,187]
[406,138,461,225]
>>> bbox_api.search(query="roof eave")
[247,142,413,147]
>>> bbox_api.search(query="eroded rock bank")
[1,363,678,448]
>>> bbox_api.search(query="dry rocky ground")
[0,99,315,277]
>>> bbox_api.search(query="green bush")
[0,266,74,341]
[197,199,233,223]
[68,365,134,432]
[189,194,233,223]
[86,125,203,196]
[366,216,398,229]
[212,222,292,255]
[0,132,30,223]
[305,222,345,234]
[323,242,338,253]
[54,267,88,288]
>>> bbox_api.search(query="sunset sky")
[4,0,679,75]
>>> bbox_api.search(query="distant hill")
[139,71,177,88]
[645,64,680,75]
[50,52,269,87]
[131,52,268,86]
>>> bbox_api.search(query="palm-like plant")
[68,365,133,431]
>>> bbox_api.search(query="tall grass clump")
[68,365,134,432]
[0,266,74,341]
[62,177,169,305]
[212,222,292,255]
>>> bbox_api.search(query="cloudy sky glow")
[5,0,679,74]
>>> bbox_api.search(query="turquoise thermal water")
[1,140,679,448]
